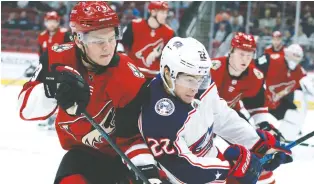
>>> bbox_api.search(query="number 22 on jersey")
[147,138,176,157]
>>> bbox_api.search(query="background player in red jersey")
[256,44,314,142]
[211,32,286,184]
[264,31,285,60]
[119,1,175,79]
[18,2,167,184]
[38,11,72,56]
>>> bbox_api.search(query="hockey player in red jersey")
[211,32,286,184]
[255,44,314,142]
[18,2,166,184]
[119,1,175,79]
[37,11,72,56]
[264,31,285,60]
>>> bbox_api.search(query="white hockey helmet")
[160,37,212,95]
[284,44,304,70]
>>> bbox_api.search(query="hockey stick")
[260,130,314,164]
[284,140,314,148]
[81,110,150,184]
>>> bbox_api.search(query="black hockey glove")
[44,64,91,116]
[131,164,171,184]
[257,121,286,142]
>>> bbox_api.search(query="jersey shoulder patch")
[132,18,143,24]
[52,43,74,53]
[265,45,272,49]
[253,68,264,79]
[40,30,47,36]
[60,27,68,33]
[155,98,175,116]
[127,62,145,78]
[211,59,222,70]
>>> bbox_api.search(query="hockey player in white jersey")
[138,37,293,183]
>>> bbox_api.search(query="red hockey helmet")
[272,31,282,38]
[69,1,120,33]
[44,11,60,21]
[148,1,169,11]
[231,32,256,52]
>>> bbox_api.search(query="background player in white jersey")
[137,37,293,183]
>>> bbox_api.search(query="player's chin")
[183,95,194,104]
[97,56,112,66]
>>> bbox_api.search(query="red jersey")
[255,54,306,109]
[121,18,174,78]
[264,45,285,60]
[37,27,72,56]
[18,43,154,164]
[211,56,268,116]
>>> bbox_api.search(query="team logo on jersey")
[253,68,264,79]
[269,81,296,102]
[270,53,281,60]
[52,43,73,52]
[226,93,242,108]
[211,60,221,70]
[127,62,145,78]
[155,98,175,116]
[135,38,164,67]
[173,41,183,48]
[59,100,116,149]
[189,126,213,157]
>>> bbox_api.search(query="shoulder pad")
[40,30,47,36]
[164,24,174,31]
[265,45,272,49]
[127,62,145,78]
[253,68,264,79]
[211,59,222,70]
[132,18,143,23]
[51,43,75,53]
[60,27,68,33]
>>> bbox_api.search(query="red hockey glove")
[223,144,263,184]
[251,129,293,171]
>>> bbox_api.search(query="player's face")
[272,37,282,49]
[45,20,59,31]
[156,10,168,25]
[175,74,204,104]
[83,28,117,66]
[230,48,254,72]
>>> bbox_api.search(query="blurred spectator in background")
[230,10,244,28]
[264,31,285,58]
[3,12,18,29]
[259,8,276,30]
[32,16,42,31]
[18,11,31,30]
[292,25,310,48]
[167,10,179,34]
[17,1,29,8]
[129,2,141,17]
[213,22,231,49]
[37,11,72,56]
[215,7,230,23]
[273,17,282,32]
[56,2,67,26]
[301,5,312,24]
[302,47,314,71]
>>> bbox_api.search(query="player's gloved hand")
[44,64,91,116]
[223,144,263,184]
[257,121,286,142]
[132,164,171,184]
[251,129,293,171]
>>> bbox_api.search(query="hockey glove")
[251,129,293,171]
[223,144,263,184]
[257,121,286,142]
[44,64,91,116]
[131,164,170,184]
